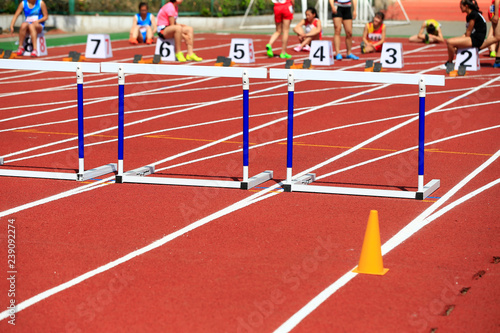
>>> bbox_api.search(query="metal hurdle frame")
[269,69,445,200]
[100,63,272,190]
[0,59,117,181]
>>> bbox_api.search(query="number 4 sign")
[155,37,176,61]
[309,40,334,66]
[381,42,403,68]
[455,48,480,71]
[85,34,113,59]
[229,38,255,63]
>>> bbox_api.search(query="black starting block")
[373,62,382,72]
[303,59,311,69]
[285,59,294,69]
[3,50,12,59]
[152,54,161,64]
[215,56,232,67]
[445,62,454,74]
[133,54,143,63]
[457,65,467,76]
[365,60,374,69]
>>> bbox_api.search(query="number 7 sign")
[85,34,113,59]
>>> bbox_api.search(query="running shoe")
[293,45,302,52]
[186,53,203,62]
[146,38,154,45]
[176,52,186,62]
[30,50,37,57]
[490,50,497,58]
[266,44,273,58]
[302,44,311,52]
[493,61,500,68]
[360,41,366,54]
[335,53,342,60]
[346,53,359,60]
[129,38,139,45]
[279,53,292,59]
[16,47,24,56]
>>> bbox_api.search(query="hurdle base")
[116,165,155,183]
[77,163,117,181]
[0,169,77,181]
[240,170,273,190]
[0,157,3,165]
[416,179,440,200]
[283,173,316,192]
[289,178,440,200]
[118,175,242,189]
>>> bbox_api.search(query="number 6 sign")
[229,38,255,63]
[85,34,113,59]
[155,37,176,61]
[381,42,403,68]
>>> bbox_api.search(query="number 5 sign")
[381,42,403,68]
[229,38,255,63]
[85,34,113,59]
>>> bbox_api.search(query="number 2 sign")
[381,42,403,68]
[85,34,113,59]
[455,48,480,71]
[229,39,255,63]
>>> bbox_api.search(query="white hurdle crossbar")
[269,69,445,200]
[0,59,117,181]
[100,63,273,190]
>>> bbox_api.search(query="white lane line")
[273,151,500,333]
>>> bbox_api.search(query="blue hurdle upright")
[100,63,272,190]
[0,59,116,181]
[269,69,445,200]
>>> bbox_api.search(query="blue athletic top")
[23,0,44,27]
[136,13,152,27]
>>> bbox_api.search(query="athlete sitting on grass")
[10,0,48,57]
[360,11,386,54]
[129,2,157,45]
[156,0,202,62]
[292,7,322,52]
[443,0,486,69]
[408,19,445,44]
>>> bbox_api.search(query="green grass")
[0,32,129,50]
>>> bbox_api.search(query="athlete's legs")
[343,19,353,55]
[333,17,343,54]
[446,36,473,62]
[281,19,291,54]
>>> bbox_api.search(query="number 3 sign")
[381,42,403,68]
[229,38,255,63]
[85,34,113,59]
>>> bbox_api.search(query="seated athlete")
[292,7,322,52]
[481,0,500,67]
[157,0,202,62]
[444,0,487,68]
[129,2,157,45]
[409,19,445,44]
[360,11,386,53]
[9,0,48,57]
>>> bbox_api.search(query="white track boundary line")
[273,151,500,333]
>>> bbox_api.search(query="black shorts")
[470,33,486,48]
[332,6,352,20]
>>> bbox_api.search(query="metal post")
[418,76,426,192]
[286,71,295,185]
[76,66,84,179]
[242,71,250,182]
[118,67,125,176]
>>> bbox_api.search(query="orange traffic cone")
[352,210,389,275]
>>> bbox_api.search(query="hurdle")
[100,63,272,190]
[0,59,117,181]
[269,69,446,200]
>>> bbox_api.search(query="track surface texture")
[0,18,499,333]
